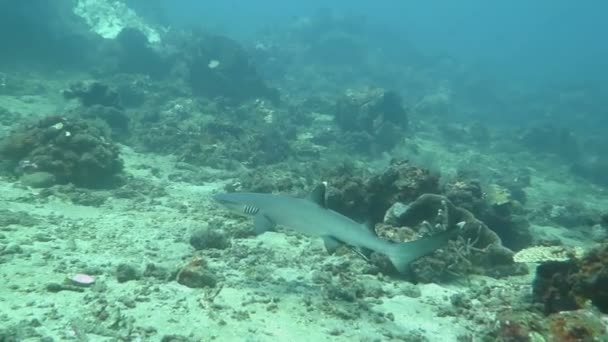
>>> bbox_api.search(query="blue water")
[161,0,608,84]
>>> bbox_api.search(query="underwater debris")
[71,273,96,287]
[116,263,140,283]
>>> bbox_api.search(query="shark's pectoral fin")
[322,236,344,254]
[254,214,275,235]
[350,246,372,262]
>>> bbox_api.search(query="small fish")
[213,183,460,274]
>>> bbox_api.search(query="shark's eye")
[243,205,259,215]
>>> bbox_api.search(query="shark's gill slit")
[243,205,259,214]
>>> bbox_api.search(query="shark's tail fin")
[387,226,460,274]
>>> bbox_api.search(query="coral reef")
[490,307,607,342]
[131,98,294,169]
[0,116,124,188]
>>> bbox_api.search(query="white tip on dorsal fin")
[307,182,328,208]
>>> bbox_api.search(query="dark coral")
[491,309,545,342]
[519,123,580,161]
[575,244,608,313]
[533,260,581,315]
[481,201,533,252]
[189,228,230,250]
[443,179,484,213]
[533,243,608,315]
[444,178,533,252]
[186,33,279,103]
[365,160,439,223]
[113,27,169,79]
[546,310,607,342]
[334,88,408,153]
[394,194,519,282]
[79,105,130,135]
[490,308,607,342]
[322,160,438,223]
[0,116,123,188]
[63,81,122,108]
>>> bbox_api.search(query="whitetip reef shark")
[212,183,460,274]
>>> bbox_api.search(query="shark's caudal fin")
[387,226,460,274]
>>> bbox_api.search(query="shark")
[212,183,460,274]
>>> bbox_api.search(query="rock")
[396,283,421,298]
[189,228,230,250]
[19,172,56,188]
[1,244,23,255]
[176,261,217,289]
[383,202,409,225]
[143,263,170,281]
[116,263,140,283]
[590,224,608,242]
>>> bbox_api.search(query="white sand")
[0,146,497,341]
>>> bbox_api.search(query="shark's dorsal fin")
[307,182,328,208]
